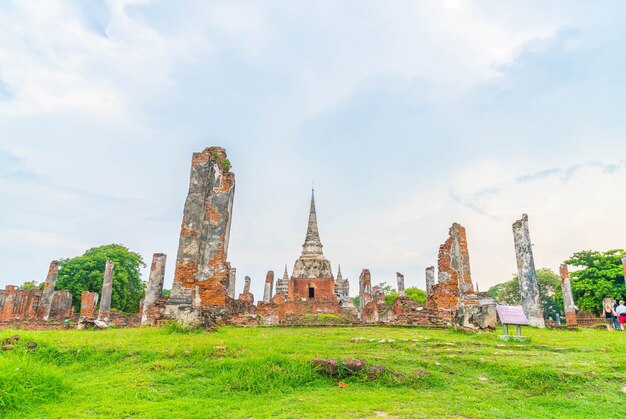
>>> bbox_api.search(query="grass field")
[0,325,624,418]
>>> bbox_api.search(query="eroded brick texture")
[426,223,476,316]
[359,269,372,320]
[0,286,40,321]
[425,266,435,296]
[36,260,59,320]
[167,147,235,325]
[141,253,167,326]
[396,272,405,297]
[80,291,99,318]
[238,276,254,304]
[228,266,237,299]
[98,260,115,322]
[263,271,274,303]
[559,264,578,326]
[512,214,545,328]
[361,296,448,326]
[49,291,73,320]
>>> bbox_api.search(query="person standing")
[604,302,616,331]
[615,301,626,331]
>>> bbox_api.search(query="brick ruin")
[423,223,497,330]
[559,264,578,326]
[0,260,73,325]
[163,147,236,327]
[512,214,545,328]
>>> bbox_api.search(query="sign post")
[496,305,531,342]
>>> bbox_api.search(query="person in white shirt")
[615,301,626,331]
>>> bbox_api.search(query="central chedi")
[288,189,336,301]
[256,189,356,324]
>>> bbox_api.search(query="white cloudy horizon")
[1,0,625,298]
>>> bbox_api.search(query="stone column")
[141,253,167,326]
[196,148,235,306]
[359,269,372,318]
[98,260,114,322]
[80,291,99,318]
[263,271,274,303]
[396,272,405,297]
[512,214,545,328]
[559,264,577,326]
[37,260,59,320]
[243,276,251,294]
[425,266,435,296]
[228,267,237,298]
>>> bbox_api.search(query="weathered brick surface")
[166,147,235,325]
[98,260,115,322]
[263,271,275,303]
[512,214,545,328]
[141,253,167,326]
[359,269,372,320]
[49,290,73,320]
[361,296,449,326]
[559,264,578,326]
[426,223,475,317]
[80,291,99,318]
[0,286,41,321]
[35,260,59,320]
[238,275,254,304]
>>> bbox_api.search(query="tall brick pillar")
[263,271,274,303]
[141,253,167,326]
[169,147,235,315]
[359,269,372,319]
[512,214,545,328]
[98,260,114,322]
[396,272,405,297]
[228,267,237,298]
[559,264,577,326]
[425,266,435,297]
[36,260,59,320]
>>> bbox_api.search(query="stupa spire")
[301,188,324,257]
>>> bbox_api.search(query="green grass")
[0,326,624,418]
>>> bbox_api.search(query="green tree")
[405,287,427,305]
[487,268,562,320]
[18,281,38,291]
[57,244,146,313]
[565,249,626,315]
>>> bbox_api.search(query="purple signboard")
[496,305,529,325]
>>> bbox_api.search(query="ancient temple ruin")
[164,147,236,326]
[256,190,354,324]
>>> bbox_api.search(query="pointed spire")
[301,188,324,257]
[337,264,343,280]
[283,264,289,280]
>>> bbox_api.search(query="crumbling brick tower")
[166,147,235,325]
[426,223,477,317]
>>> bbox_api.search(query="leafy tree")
[57,244,146,313]
[405,287,427,305]
[18,281,38,291]
[565,249,626,315]
[487,268,562,320]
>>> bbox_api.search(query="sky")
[1,0,626,299]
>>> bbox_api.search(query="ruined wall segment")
[512,214,545,328]
[166,147,236,325]
[559,264,577,326]
[426,223,475,315]
[36,260,59,320]
[263,271,275,303]
[425,266,435,296]
[80,291,99,318]
[396,272,405,297]
[141,253,167,326]
[228,267,237,298]
[238,276,254,304]
[359,269,372,319]
[98,260,114,322]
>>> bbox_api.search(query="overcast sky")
[1,1,625,298]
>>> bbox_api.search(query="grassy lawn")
[0,325,624,418]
